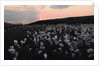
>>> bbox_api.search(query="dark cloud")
[4,6,39,24]
[50,5,70,9]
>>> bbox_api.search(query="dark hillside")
[29,15,94,25]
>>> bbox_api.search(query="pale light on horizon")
[4,5,94,24]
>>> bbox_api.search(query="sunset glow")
[4,5,94,24]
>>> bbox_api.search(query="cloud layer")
[4,6,39,24]
[50,5,70,9]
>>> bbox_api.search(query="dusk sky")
[4,5,94,24]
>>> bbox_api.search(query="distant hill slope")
[4,15,94,26]
[4,22,23,29]
[29,15,94,25]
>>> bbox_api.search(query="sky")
[4,5,94,24]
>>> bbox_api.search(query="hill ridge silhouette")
[29,15,94,25]
[4,15,94,25]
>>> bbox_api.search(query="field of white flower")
[4,23,94,60]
